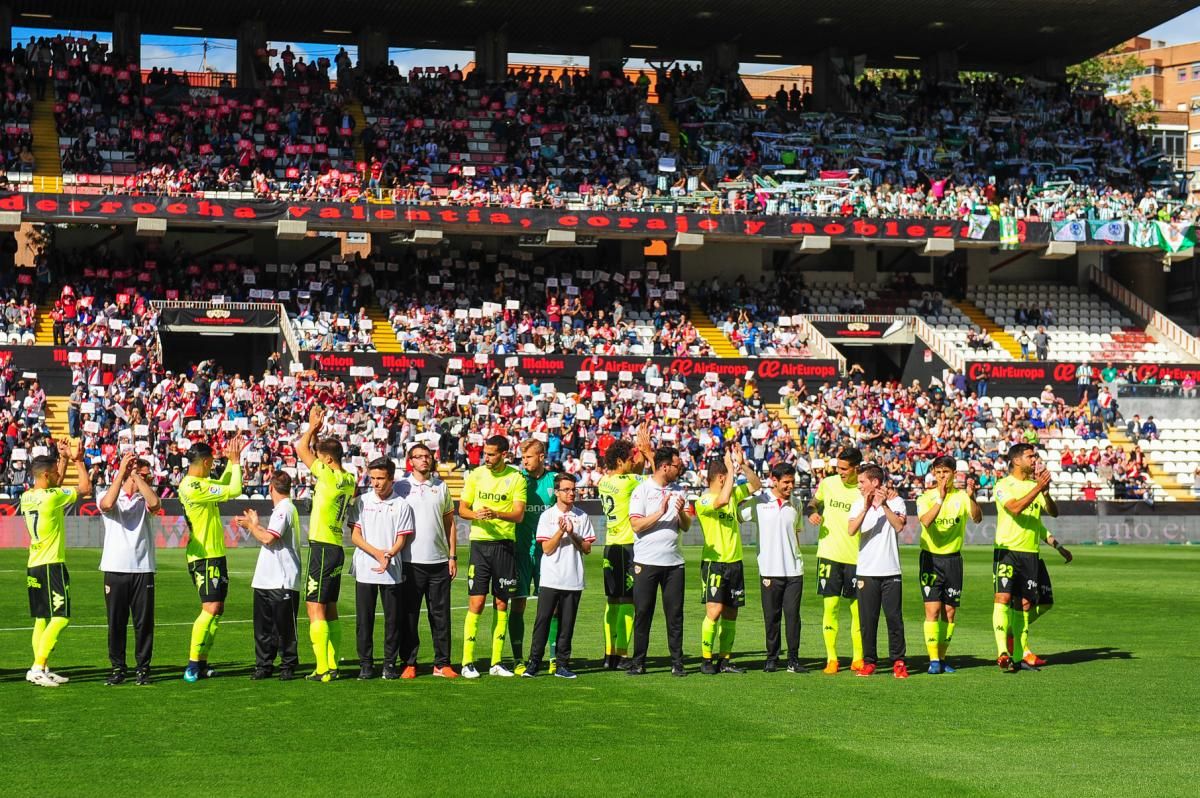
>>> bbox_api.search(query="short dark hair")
[485,435,509,452]
[316,438,344,461]
[134,458,152,471]
[931,455,957,472]
[187,442,214,463]
[30,455,58,478]
[837,447,863,467]
[553,472,577,490]
[706,457,729,483]
[770,462,796,481]
[653,446,679,471]
[270,471,293,495]
[604,439,635,470]
[1007,443,1035,464]
[368,457,396,478]
[859,464,885,484]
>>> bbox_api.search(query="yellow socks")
[33,617,69,666]
[491,608,509,666]
[462,611,481,666]
[822,596,839,661]
[701,616,718,659]
[310,619,329,672]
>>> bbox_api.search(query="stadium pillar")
[966,248,990,287]
[589,37,623,80]
[475,31,509,82]
[1110,251,1167,310]
[852,246,877,284]
[702,43,739,79]
[810,48,857,112]
[920,51,958,85]
[0,7,10,57]
[112,11,141,64]
[1076,250,1103,290]
[1029,56,1068,82]
[357,28,389,72]
[236,20,268,89]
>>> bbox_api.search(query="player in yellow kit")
[22,440,92,687]
[296,404,358,682]
[806,447,865,674]
[178,434,244,682]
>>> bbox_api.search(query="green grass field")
[0,545,1196,796]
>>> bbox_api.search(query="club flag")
[1129,220,1157,249]
[1088,220,1126,244]
[967,214,991,240]
[1155,221,1196,253]
[998,217,1020,250]
[1051,220,1087,242]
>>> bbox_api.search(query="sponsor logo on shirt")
[477,491,510,502]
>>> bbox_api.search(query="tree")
[1068,47,1158,127]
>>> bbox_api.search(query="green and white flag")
[998,217,1020,250]
[1154,221,1196,253]
[1088,220,1126,243]
[966,214,991,240]
[1051,220,1087,242]
[1128,220,1157,249]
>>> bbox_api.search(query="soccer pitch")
[0,545,1196,796]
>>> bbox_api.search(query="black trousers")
[400,562,453,667]
[632,563,685,668]
[356,581,402,666]
[252,589,300,669]
[858,575,905,664]
[760,575,803,661]
[528,587,580,669]
[103,572,155,671]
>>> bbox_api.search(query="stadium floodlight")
[1041,241,1076,260]
[135,217,167,238]
[412,228,444,245]
[922,238,955,257]
[0,211,21,231]
[545,228,577,246]
[276,220,308,240]
[673,232,704,251]
[796,236,831,254]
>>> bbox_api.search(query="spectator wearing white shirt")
[847,465,909,679]
[98,453,161,686]
[627,446,692,677]
[236,471,302,681]
[742,463,805,673]
[349,458,415,680]
[523,473,595,679]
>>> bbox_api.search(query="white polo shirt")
[350,490,415,585]
[99,491,155,573]
[850,496,907,577]
[394,474,453,565]
[535,504,596,591]
[251,498,301,591]
[628,479,686,567]
[742,489,804,578]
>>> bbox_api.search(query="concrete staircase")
[954,299,1024,359]
[366,305,401,352]
[1107,426,1193,501]
[688,301,740,358]
[766,402,802,446]
[437,463,464,502]
[45,395,71,442]
[34,303,55,345]
[651,102,680,148]
[30,97,62,193]
[346,100,368,164]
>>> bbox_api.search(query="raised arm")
[99,453,135,513]
[296,404,324,469]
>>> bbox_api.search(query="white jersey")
[99,491,155,573]
[394,474,453,564]
[628,479,686,567]
[251,499,302,591]
[850,496,907,577]
[350,490,415,585]
[535,504,596,591]
[742,489,804,578]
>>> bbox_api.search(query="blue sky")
[14,6,1200,76]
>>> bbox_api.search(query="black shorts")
[306,542,345,604]
[993,549,1039,603]
[188,557,229,603]
[816,558,857,599]
[27,563,70,619]
[918,551,964,607]
[467,540,517,599]
[1036,558,1054,606]
[602,544,635,600]
[700,561,746,607]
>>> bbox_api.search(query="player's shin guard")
[941,621,955,659]
[490,608,508,666]
[924,620,940,662]
[189,610,214,662]
[462,611,481,666]
[309,619,329,672]
[992,603,1011,656]
[603,604,618,656]
[509,608,524,663]
[821,596,839,661]
[31,617,47,658]
[718,619,736,658]
[849,599,863,663]
[701,616,717,659]
[33,617,68,666]
[326,619,341,670]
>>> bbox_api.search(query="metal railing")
[800,312,964,372]
[786,315,845,373]
[1089,265,1200,361]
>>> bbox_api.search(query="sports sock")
[509,608,525,663]
[701,616,717,659]
[462,611,481,666]
[620,604,634,655]
[1014,609,1031,656]
[1030,603,1051,624]
[189,610,214,662]
[603,604,618,656]
[327,619,341,670]
[923,620,940,662]
[491,608,509,666]
[718,618,736,657]
[31,617,47,658]
[201,613,222,659]
[821,596,839,661]
[309,619,329,672]
[33,617,69,666]
[992,603,1011,656]
[548,616,559,660]
[941,621,955,659]
[849,599,863,662]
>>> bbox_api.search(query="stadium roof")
[12,0,1200,70]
